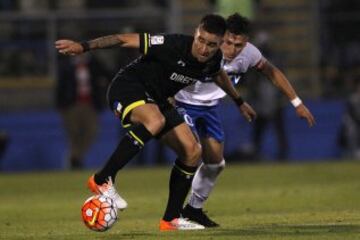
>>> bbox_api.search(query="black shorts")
[107,74,184,138]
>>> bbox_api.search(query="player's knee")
[186,142,202,164]
[142,115,166,135]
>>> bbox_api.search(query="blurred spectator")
[0,0,17,10]
[0,131,9,160]
[56,54,110,169]
[86,0,167,9]
[320,0,360,97]
[245,30,288,161]
[249,78,288,161]
[55,0,86,10]
[339,81,360,159]
[18,0,48,12]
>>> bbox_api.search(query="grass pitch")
[1,160,360,240]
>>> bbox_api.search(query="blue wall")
[0,99,346,171]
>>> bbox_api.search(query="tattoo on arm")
[88,34,123,49]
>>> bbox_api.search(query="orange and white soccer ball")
[81,195,118,231]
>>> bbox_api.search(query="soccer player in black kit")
[56,14,256,230]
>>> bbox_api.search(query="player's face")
[192,26,223,62]
[221,31,248,61]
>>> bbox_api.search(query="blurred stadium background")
[0,0,359,171]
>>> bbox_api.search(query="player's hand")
[295,104,316,127]
[55,40,84,55]
[239,102,257,123]
[167,97,176,107]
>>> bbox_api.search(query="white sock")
[188,159,225,209]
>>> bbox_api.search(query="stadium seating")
[0,99,346,171]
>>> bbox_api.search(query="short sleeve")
[247,43,263,68]
[224,43,264,73]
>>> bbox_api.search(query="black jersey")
[117,33,222,100]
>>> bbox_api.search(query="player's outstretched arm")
[214,69,257,122]
[55,33,140,55]
[259,59,316,127]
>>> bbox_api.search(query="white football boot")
[88,175,128,210]
[159,217,205,231]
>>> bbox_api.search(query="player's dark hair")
[200,14,226,36]
[226,13,251,36]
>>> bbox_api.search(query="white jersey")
[175,42,263,106]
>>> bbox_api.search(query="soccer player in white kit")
[175,13,316,227]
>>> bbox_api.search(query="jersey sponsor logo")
[112,101,123,117]
[144,92,155,103]
[116,102,123,113]
[150,35,164,45]
[231,75,241,84]
[200,76,213,82]
[170,72,198,84]
[177,60,186,67]
[228,72,244,84]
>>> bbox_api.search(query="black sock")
[94,124,153,184]
[163,159,198,221]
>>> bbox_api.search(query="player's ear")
[194,27,200,38]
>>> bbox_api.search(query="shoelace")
[201,212,213,222]
[103,177,118,198]
[191,209,214,224]
[175,218,197,227]
[199,210,209,218]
